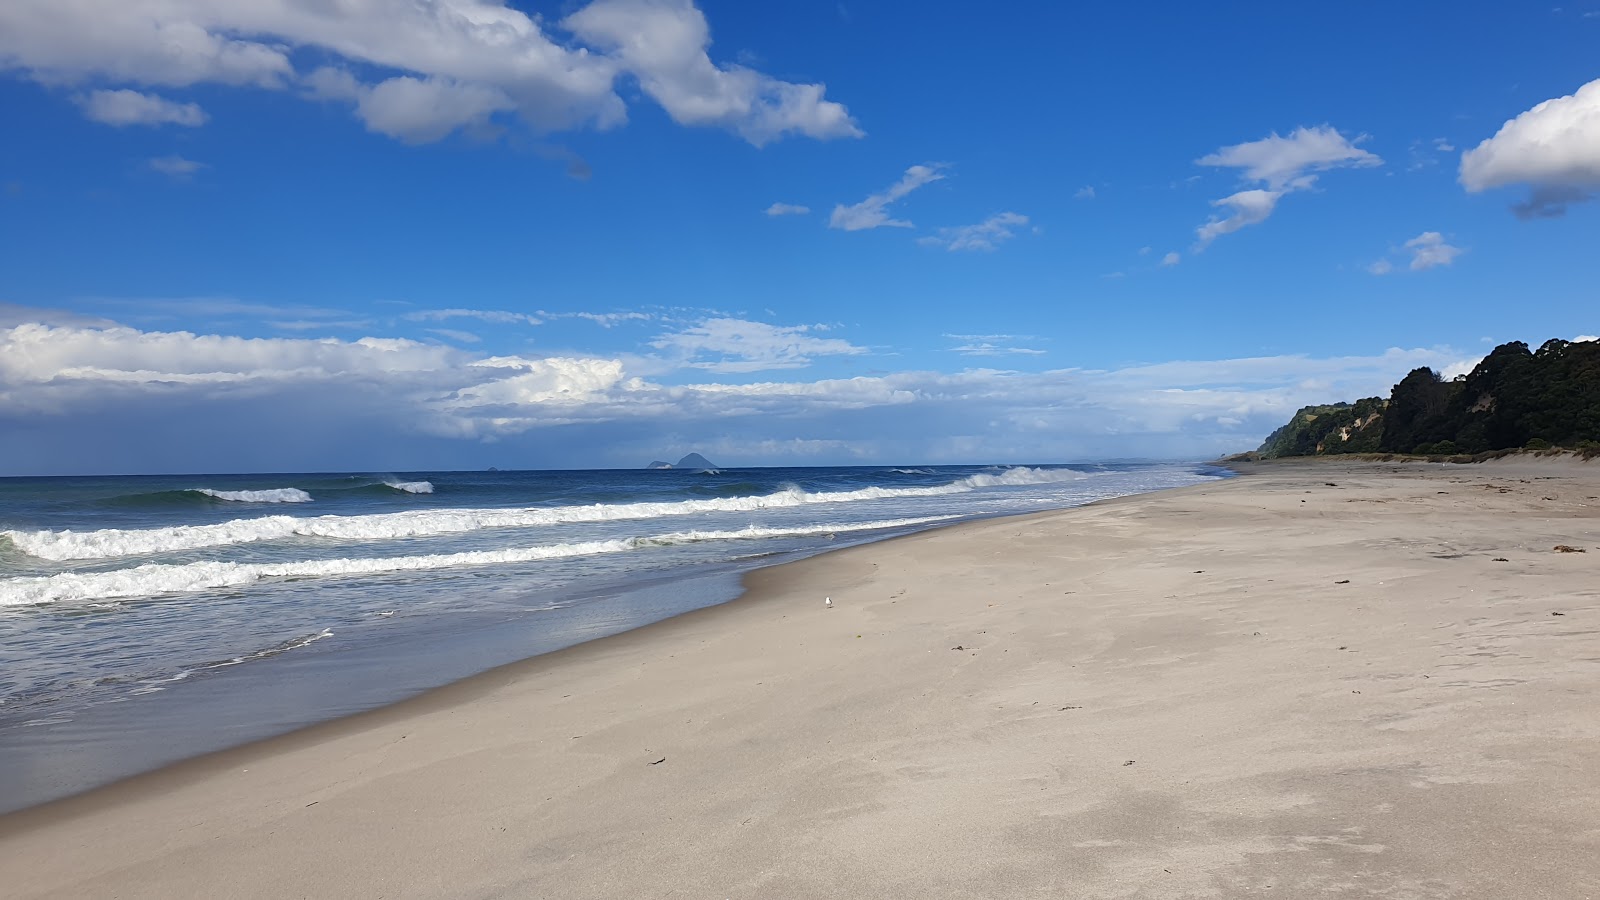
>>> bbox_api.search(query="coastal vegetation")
[1257,339,1600,459]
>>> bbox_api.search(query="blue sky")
[1,1,1597,474]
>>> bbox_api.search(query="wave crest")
[0,516,955,607]
[2,469,1086,562]
[195,488,313,503]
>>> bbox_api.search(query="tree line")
[1257,338,1600,458]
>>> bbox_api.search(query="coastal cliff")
[1259,338,1600,458]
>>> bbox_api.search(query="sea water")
[0,463,1226,810]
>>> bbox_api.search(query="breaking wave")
[2,467,1082,562]
[196,488,313,503]
[0,516,957,607]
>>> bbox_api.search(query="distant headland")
[1252,338,1599,460]
[645,453,718,470]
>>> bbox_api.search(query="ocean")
[0,462,1227,811]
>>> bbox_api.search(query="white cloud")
[919,212,1029,252]
[829,164,945,231]
[426,328,482,344]
[0,0,858,147]
[0,311,1478,472]
[1366,232,1463,274]
[77,89,206,127]
[536,310,656,328]
[355,76,514,144]
[1160,251,1180,267]
[3,2,294,88]
[1404,231,1463,270]
[1194,125,1381,246]
[1138,246,1152,256]
[1197,125,1381,190]
[1195,189,1282,246]
[1074,186,1095,199]
[148,156,205,177]
[648,317,867,372]
[562,0,861,146]
[1574,335,1598,342]
[764,202,810,216]
[404,308,543,326]
[948,342,1046,357]
[1460,78,1600,218]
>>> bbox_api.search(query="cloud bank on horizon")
[0,2,1595,473]
[0,309,1481,474]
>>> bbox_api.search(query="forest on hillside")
[1258,338,1600,459]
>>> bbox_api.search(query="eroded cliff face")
[1258,399,1387,459]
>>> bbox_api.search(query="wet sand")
[3,457,1598,898]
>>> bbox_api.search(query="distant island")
[1254,338,1599,459]
[645,453,718,470]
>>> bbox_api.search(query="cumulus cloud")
[1367,258,1395,276]
[765,202,810,216]
[77,89,206,127]
[919,212,1029,252]
[0,0,858,147]
[1404,232,1463,270]
[1074,186,1095,199]
[564,0,861,146]
[1460,79,1600,217]
[355,76,514,144]
[0,312,1478,473]
[1194,125,1381,246]
[1160,251,1180,267]
[830,164,945,231]
[648,318,867,372]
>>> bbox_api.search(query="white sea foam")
[191,628,334,672]
[957,467,1087,488]
[0,516,956,607]
[195,488,313,503]
[382,480,434,494]
[1,467,1084,562]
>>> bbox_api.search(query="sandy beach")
[3,457,1598,898]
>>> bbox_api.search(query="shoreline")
[5,457,1598,897]
[0,461,1228,813]
[0,474,1232,823]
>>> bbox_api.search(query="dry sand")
[3,458,1599,898]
